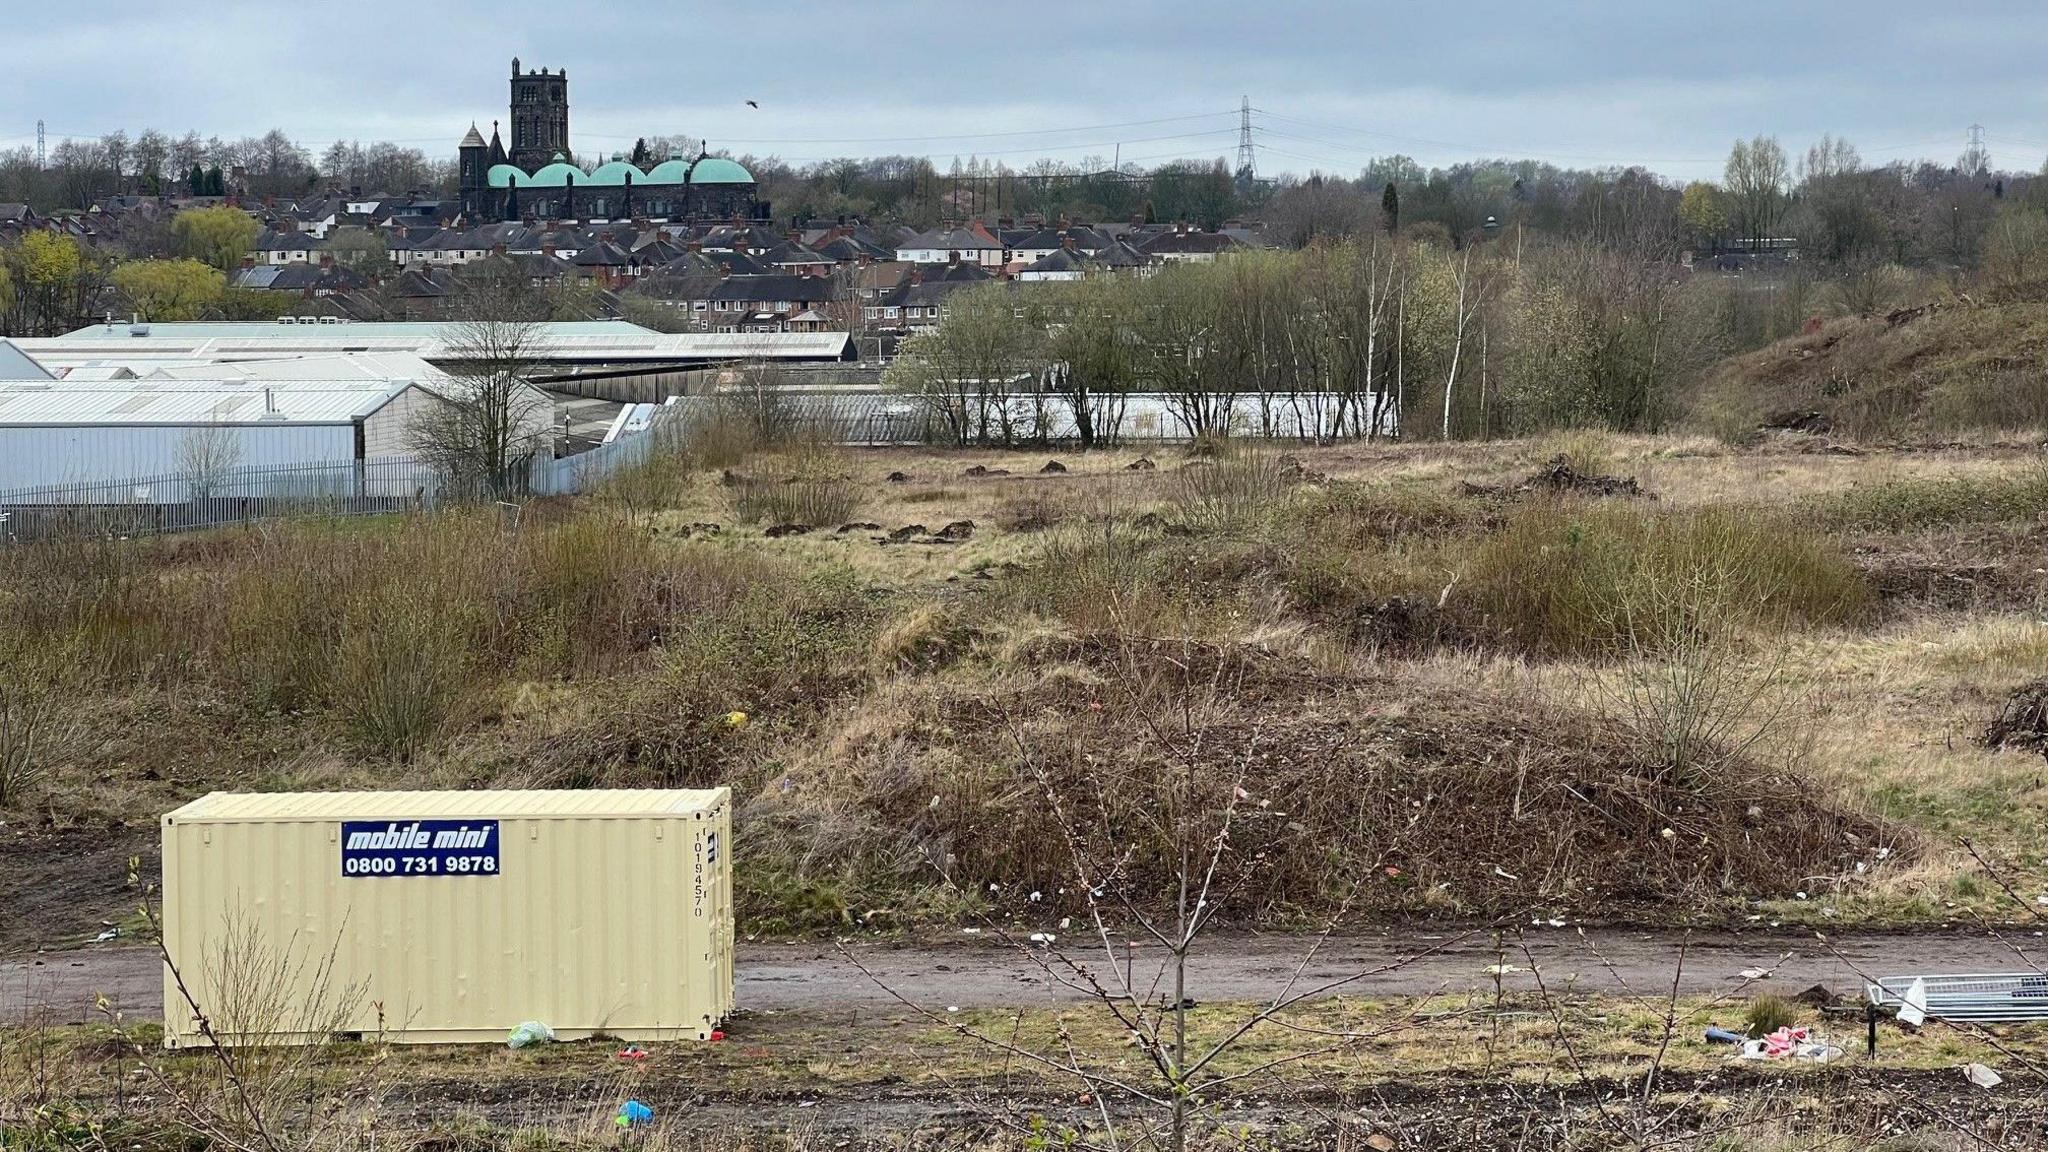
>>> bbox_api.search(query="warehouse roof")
[23,324,854,365]
[53,320,653,341]
[0,379,417,426]
[137,351,451,384]
[0,338,55,380]
[165,788,728,823]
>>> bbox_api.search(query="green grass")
[1815,465,2048,533]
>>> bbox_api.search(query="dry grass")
[11,433,2048,943]
[1691,299,2048,442]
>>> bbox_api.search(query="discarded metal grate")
[1868,972,2048,1025]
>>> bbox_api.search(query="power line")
[577,110,1240,149]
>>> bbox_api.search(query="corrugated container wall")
[160,790,733,1047]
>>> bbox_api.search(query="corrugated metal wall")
[360,389,428,458]
[0,425,355,491]
[160,794,732,1046]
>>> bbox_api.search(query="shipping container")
[159,789,732,1047]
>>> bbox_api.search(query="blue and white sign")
[341,820,500,877]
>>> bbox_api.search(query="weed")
[333,578,475,759]
[1171,445,1295,532]
[1458,501,1871,656]
[727,476,864,527]
[1742,993,1798,1038]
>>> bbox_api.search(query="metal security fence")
[0,457,516,543]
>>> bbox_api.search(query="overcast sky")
[8,1,2047,183]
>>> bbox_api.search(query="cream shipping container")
[159,789,733,1047]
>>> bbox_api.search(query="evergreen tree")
[205,166,225,196]
[629,137,650,167]
[188,164,206,196]
[1381,181,1400,232]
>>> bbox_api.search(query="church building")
[458,59,767,224]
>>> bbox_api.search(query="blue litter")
[616,1100,654,1128]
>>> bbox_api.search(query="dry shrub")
[1171,444,1295,531]
[1743,993,1799,1038]
[333,580,475,759]
[1458,501,1870,656]
[0,511,706,759]
[1928,370,2048,435]
[0,636,85,806]
[775,638,1897,926]
[1548,429,1618,478]
[524,557,880,789]
[1006,522,1241,636]
[726,476,863,527]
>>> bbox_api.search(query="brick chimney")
[908,265,923,285]
[685,239,702,254]
[240,256,254,269]
[491,242,506,256]
[542,242,556,258]
[1061,232,1076,251]
[319,252,334,268]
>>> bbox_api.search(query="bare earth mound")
[770,638,1898,925]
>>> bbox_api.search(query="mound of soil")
[800,637,1896,924]
[1464,455,1645,499]
[1984,678,2048,757]
[1850,526,2048,612]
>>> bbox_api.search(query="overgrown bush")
[1743,993,1799,1037]
[1457,501,1871,656]
[332,579,475,759]
[1170,445,1296,531]
[0,637,82,805]
[726,476,864,526]
[0,511,754,760]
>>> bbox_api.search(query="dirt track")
[7,928,2040,1026]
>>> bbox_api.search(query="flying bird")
[745,100,759,109]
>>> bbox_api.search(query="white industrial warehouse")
[0,378,440,495]
[0,332,560,498]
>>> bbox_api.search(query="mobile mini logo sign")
[341,820,500,877]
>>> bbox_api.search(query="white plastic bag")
[507,1020,556,1049]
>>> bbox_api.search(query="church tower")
[457,123,488,213]
[508,57,569,171]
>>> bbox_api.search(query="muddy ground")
[9,930,2042,1027]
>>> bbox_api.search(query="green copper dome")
[588,161,641,185]
[526,162,583,187]
[646,158,693,184]
[486,164,528,189]
[688,157,753,184]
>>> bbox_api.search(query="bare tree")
[177,403,245,502]
[1440,245,1489,440]
[1724,136,1791,251]
[408,314,552,494]
[842,645,1462,1152]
